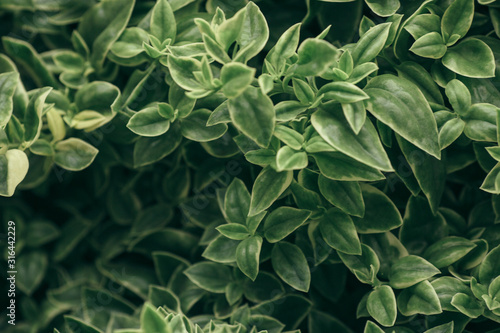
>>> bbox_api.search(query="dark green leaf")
[271,242,311,292]
[389,255,440,289]
[365,74,441,159]
[319,208,361,255]
[228,87,275,148]
[264,207,311,243]
[236,235,262,281]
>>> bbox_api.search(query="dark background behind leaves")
[1,0,500,332]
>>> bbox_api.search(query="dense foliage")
[1,0,500,332]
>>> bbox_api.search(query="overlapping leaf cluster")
[1,0,500,332]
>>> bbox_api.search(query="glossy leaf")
[442,39,495,78]
[367,285,397,327]
[249,166,293,216]
[389,255,440,289]
[365,74,440,159]
[271,242,311,292]
[228,87,275,148]
[264,207,311,243]
[54,138,98,171]
[236,235,262,281]
[397,280,442,316]
[319,208,362,255]
[351,184,402,233]
[312,107,393,171]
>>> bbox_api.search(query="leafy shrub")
[1,0,500,332]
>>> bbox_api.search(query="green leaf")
[65,316,103,333]
[397,280,442,316]
[341,101,366,134]
[221,63,256,98]
[451,293,484,318]
[410,32,447,59]
[318,175,364,217]
[267,23,301,70]
[479,245,500,285]
[488,275,500,300]
[367,285,397,327]
[364,321,384,333]
[216,8,246,51]
[365,0,399,17]
[351,23,391,65]
[23,87,52,147]
[481,163,500,194]
[275,101,308,122]
[442,38,495,78]
[228,87,275,148]
[0,149,29,197]
[54,138,98,171]
[293,78,315,105]
[140,303,168,333]
[396,136,446,214]
[127,106,171,137]
[439,117,465,149]
[166,55,203,91]
[236,235,262,281]
[25,219,60,247]
[294,38,339,77]
[399,196,448,255]
[0,72,18,128]
[73,81,119,130]
[319,208,361,255]
[445,79,471,114]
[389,255,440,289]
[396,61,444,105]
[351,184,402,233]
[2,37,58,87]
[30,139,54,156]
[313,152,385,182]
[308,310,354,333]
[203,236,239,263]
[441,0,474,42]
[264,207,311,243]
[78,0,135,71]
[365,74,441,159]
[216,224,249,240]
[53,51,85,72]
[17,252,48,295]
[249,166,293,216]
[271,242,311,292]
[463,103,499,142]
[276,146,308,171]
[243,271,285,303]
[424,322,454,333]
[184,262,232,293]
[405,14,441,40]
[311,107,393,171]
[247,211,267,235]
[274,125,304,150]
[317,82,369,104]
[149,285,180,312]
[235,2,269,62]
[347,62,379,84]
[150,0,176,42]
[110,27,149,58]
[225,282,243,306]
[423,236,477,268]
[134,122,182,167]
[181,109,227,142]
[432,276,473,312]
[225,178,251,224]
[338,244,380,284]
